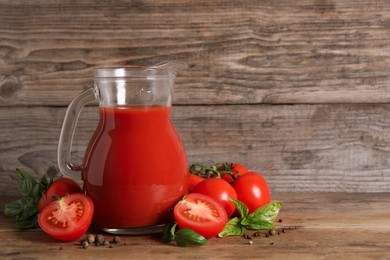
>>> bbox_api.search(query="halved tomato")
[38,194,94,241]
[173,193,228,239]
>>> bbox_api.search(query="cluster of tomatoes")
[37,162,270,242]
[173,162,271,238]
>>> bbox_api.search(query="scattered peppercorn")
[59,247,63,250]
[269,229,276,236]
[253,231,261,237]
[104,240,110,246]
[278,218,283,223]
[82,241,89,249]
[86,234,95,244]
[248,240,253,245]
[113,236,121,244]
[243,233,252,240]
[95,234,105,245]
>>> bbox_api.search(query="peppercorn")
[112,236,121,244]
[248,240,253,245]
[86,234,95,244]
[253,231,261,237]
[82,241,89,249]
[104,240,110,246]
[95,234,105,245]
[243,233,252,239]
[269,229,276,236]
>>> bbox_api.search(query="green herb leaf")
[230,198,249,219]
[174,228,207,247]
[15,215,39,229]
[4,169,51,230]
[16,168,38,197]
[218,200,283,239]
[246,221,275,230]
[246,201,283,225]
[161,222,177,243]
[218,217,247,238]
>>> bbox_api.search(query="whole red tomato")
[38,177,83,212]
[219,163,248,183]
[232,172,270,214]
[188,173,205,191]
[192,178,237,217]
[38,193,94,241]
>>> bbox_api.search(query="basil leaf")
[246,201,282,225]
[218,217,246,238]
[15,215,39,229]
[175,228,207,247]
[246,221,275,230]
[4,169,51,230]
[161,222,177,243]
[4,200,25,219]
[230,198,249,219]
[16,168,38,197]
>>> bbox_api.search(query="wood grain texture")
[1,193,390,259]
[0,0,389,106]
[2,104,390,195]
[1,0,390,195]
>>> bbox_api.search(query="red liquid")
[82,106,188,228]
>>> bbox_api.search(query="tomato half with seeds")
[38,194,94,241]
[173,193,228,238]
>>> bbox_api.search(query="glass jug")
[58,62,189,234]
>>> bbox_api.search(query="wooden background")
[1,0,389,195]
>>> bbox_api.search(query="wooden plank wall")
[1,0,389,195]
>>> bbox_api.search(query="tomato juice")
[82,106,188,228]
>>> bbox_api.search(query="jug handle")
[57,87,97,180]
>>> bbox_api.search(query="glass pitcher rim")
[94,61,187,79]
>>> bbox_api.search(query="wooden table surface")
[1,193,389,260]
